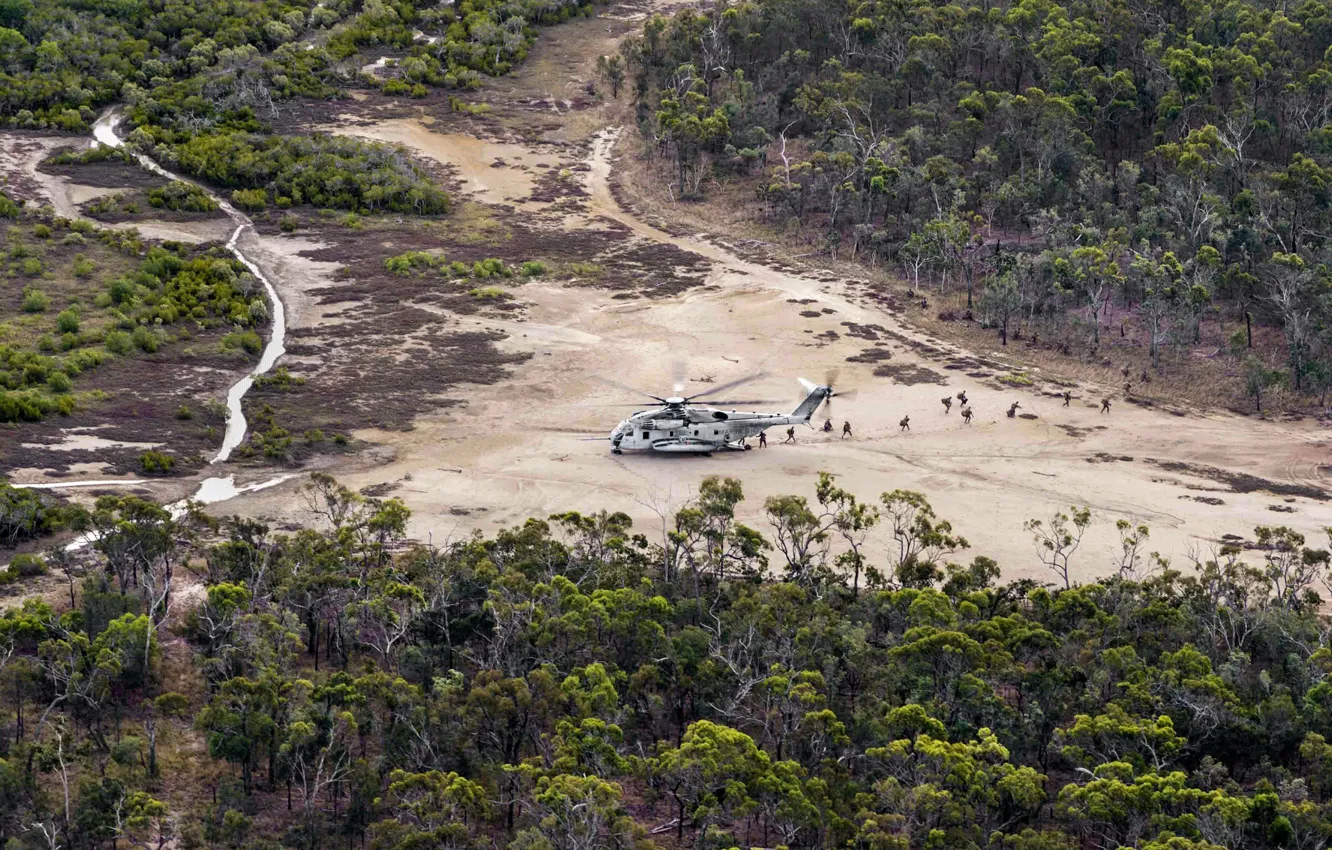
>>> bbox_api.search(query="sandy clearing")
[320,116,569,210]
[232,232,349,332]
[225,119,1332,582]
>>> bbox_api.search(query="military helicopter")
[600,369,855,455]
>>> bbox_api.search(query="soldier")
[842,421,852,438]
[823,418,833,432]
[961,406,974,424]
[1140,369,1151,384]
[1007,402,1021,418]
[956,390,969,406]
[758,431,767,448]
[1101,397,1112,414]
[941,396,953,413]
[1062,390,1072,407]
[784,426,796,443]
[899,415,911,432]
[1124,382,1132,395]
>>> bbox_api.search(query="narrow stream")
[92,108,288,466]
[8,110,295,550]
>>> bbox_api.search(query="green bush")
[385,251,440,275]
[105,330,133,355]
[279,214,300,232]
[21,287,49,312]
[520,260,547,276]
[176,405,193,420]
[472,258,510,278]
[140,450,175,475]
[10,554,46,577]
[131,326,160,353]
[148,181,219,212]
[223,330,264,356]
[21,258,42,277]
[0,389,58,422]
[230,188,268,212]
[46,371,71,393]
[56,309,79,334]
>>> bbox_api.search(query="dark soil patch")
[1144,458,1329,501]
[873,363,949,385]
[1018,412,1039,420]
[847,348,892,364]
[1184,495,1226,505]
[1087,452,1133,463]
[799,310,821,318]
[841,322,887,341]
[80,190,230,225]
[39,149,168,190]
[1268,504,1297,513]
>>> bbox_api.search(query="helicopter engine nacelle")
[649,418,687,430]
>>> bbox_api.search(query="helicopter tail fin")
[792,381,828,422]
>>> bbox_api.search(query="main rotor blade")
[696,398,786,406]
[686,371,767,401]
[589,375,666,402]
[568,402,664,408]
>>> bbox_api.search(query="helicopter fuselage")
[608,386,831,454]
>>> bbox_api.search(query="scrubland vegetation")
[0,472,1329,850]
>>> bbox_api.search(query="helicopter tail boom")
[792,384,830,423]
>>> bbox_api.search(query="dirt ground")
[7,0,1332,583]
[250,103,1332,579]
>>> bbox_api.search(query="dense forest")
[623,0,1332,403]
[0,473,1330,850]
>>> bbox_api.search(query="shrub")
[519,260,547,276]
[56,309,79,334]
[21,288,49,312]
[997,372,1034,387]
[472,258,509,278]
[46,371,71,393]
[32,224,50,239]
[230,188,268,212]
[131,326,160,353]
[148,181,219,212]
[222,330,264,356]
[175,405,193,420]
[140,450,175,475]
[10,554,46,577]
[104,330,133,355]
[20,258,42,277]
[0,390,57,422]
[385,251,440,275]
[279,214,300,233]
[468,286,507,299]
